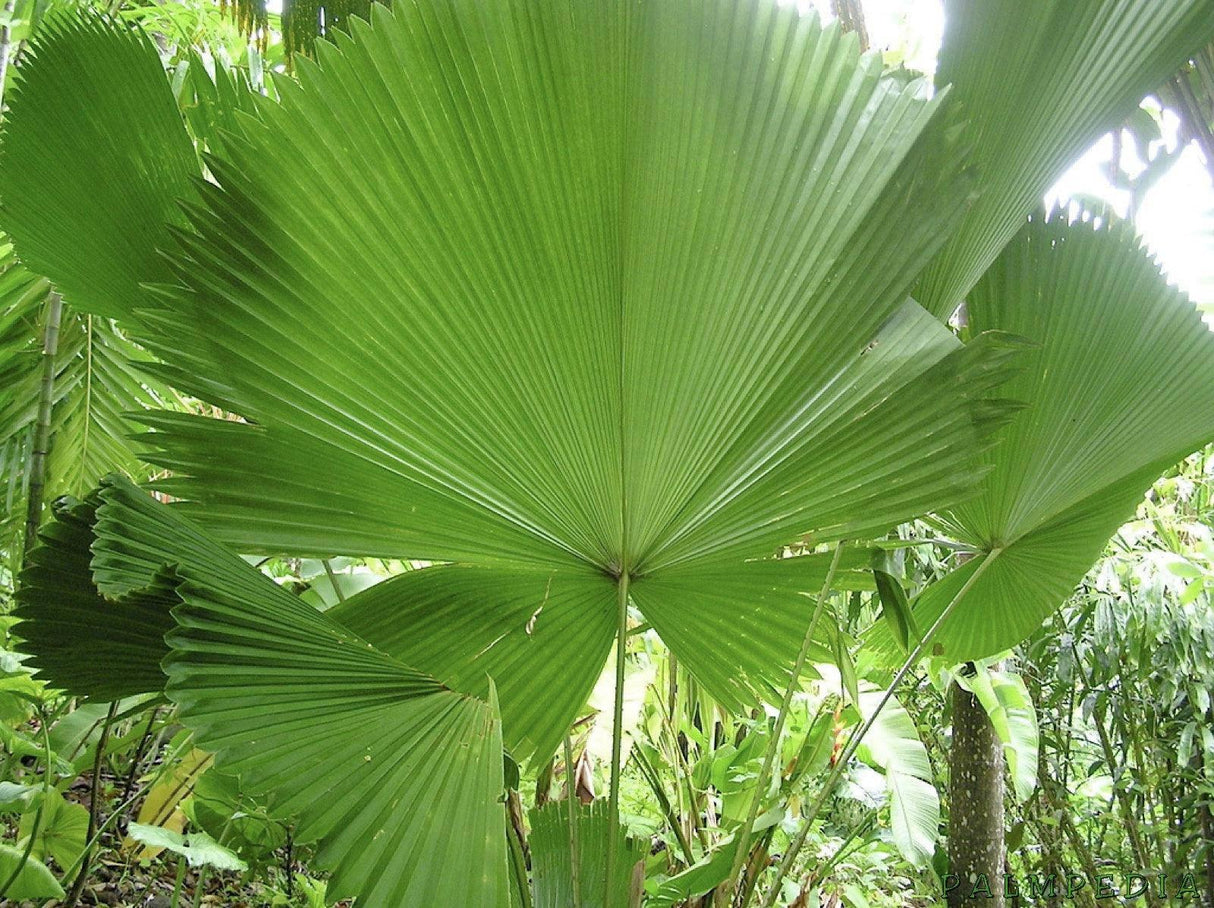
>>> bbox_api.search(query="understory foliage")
[0,0,1213,905]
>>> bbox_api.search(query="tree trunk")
[830,0,869,52]
[1198,752,1214,908]
[1201,801,1214,908]
[948,673,1006,908]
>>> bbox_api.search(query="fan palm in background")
[2,0,1214,904]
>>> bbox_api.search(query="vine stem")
[63,701,120,907]
[604,569,631,904]
[56,734,195,885]
[757,547,1004,908]
[322,558,346,603]
[723,541,847,904]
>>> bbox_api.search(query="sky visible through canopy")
[814,0,1214,310]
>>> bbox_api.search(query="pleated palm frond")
[529,801,647,908]
[0,22,249,563]
[42,317,180,497]
[1,4,1024,722]
[872,213,1214,664]
[328,549,877,763]
[0,15,199,323]
[15,3,1206,900]
[15,477,510,905]
[0,307,179,554]
[915,0,1214,319]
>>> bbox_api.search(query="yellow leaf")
[124,748,212,859]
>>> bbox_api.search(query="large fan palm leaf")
[870,214,1214,664]
[6,0,1211,900]
[2,4,1016,721]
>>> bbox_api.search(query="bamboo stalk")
[22,291,63,565]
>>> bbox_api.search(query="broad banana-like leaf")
[889,214,1214,662]
[1,4,1021,750]
[15,477,510,905]
[0,844,64,901]
[529,800,646,908]
[915,0,1214,318]
[646,837,739,908]
[857,688,939,869]
[956,666,1039,803]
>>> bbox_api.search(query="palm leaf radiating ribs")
[13,0,1213,899]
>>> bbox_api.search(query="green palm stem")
[322,558,346,602]
[780,808,875,904]
[191,813,236,908]
[506,809,532,908]
[63,700,120,908]
[658,663,711,852]
[22,290,63,564]
[564,734,582,900]
[605,569,631,903]
[56,733,195,886]
[633,740,695,865]
[170,854,187,908]
[722,541,847,905]
[121,706,162,803]
[757,546,1004,908]
[73,314,93,498]
[731,825,778,908]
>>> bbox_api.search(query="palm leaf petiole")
[605,569,631,904]
[724,541,847,903]
[757,546,1004,908]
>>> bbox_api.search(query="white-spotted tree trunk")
[948,673,1006,908]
